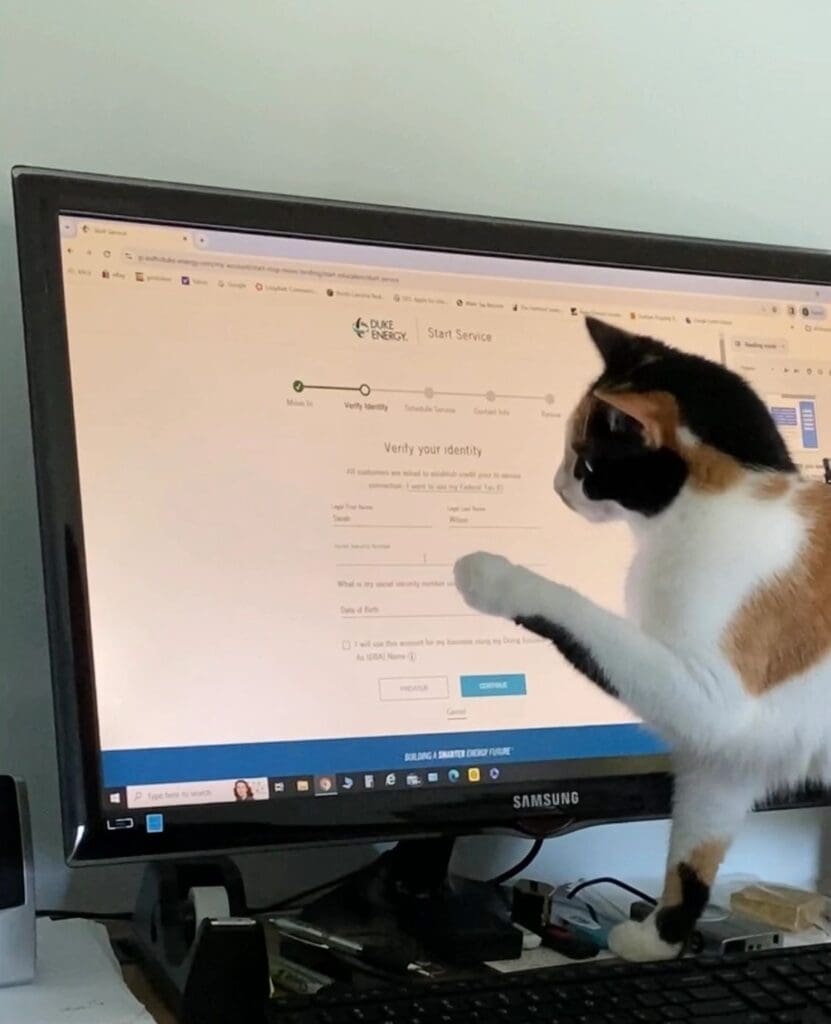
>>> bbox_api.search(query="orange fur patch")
[724,483,831,694]
[569,393,595,446]
[754,474,791,500]
[685,443,744,494]
[662,839,728,906]
[593,389,677,449]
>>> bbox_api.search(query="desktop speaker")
[0,776,35,986]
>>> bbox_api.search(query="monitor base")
[129,840,522,1017]
[298,838,522,966]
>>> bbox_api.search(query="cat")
[454,316,831,962]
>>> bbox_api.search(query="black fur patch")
[613,352,794,472]
[580,427,689,517]
[513,615,617,698]
[587,319,795,473]
[577,319,796,518]
[655,863,710,946]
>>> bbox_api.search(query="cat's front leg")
[454,551,533,618]
[454,552,730,734]
[455,550,598,623]
[608,765,756,961]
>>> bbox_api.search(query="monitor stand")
[297,837,522,967]
[129,839,522,1020]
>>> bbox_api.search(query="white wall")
[2,0,831,911]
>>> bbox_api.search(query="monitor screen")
[52,208,831,838]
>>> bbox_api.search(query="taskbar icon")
[264,765,509,799]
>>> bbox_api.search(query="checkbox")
[342,640,352,651]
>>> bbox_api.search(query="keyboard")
[267,942,831,1023]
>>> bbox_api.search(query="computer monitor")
[13,168,831,866]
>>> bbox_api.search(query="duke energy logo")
[352,317,407,341]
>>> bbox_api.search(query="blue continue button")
[460,673,527,697]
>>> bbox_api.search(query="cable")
[513,818,579,843]
[36,909,132,921]
[566,876,657,906]
[487,838,545,886]
[37,845,542,921]
[247,857,381,915]
[40,861,377,923]
[256,837,547,914]
[41,859,381,921]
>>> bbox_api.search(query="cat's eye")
[574,455,594,479]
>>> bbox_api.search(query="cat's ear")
[593,389,678,448]
[584,317,643,367]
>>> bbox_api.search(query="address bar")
[133,250,226,271]
[127,249,402,285]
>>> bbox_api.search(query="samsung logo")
[512,790,580,811]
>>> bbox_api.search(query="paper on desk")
[0,917,153,1023]
[487,944,616,972]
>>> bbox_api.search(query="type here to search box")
[127,777,269,808]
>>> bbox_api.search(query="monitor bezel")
[12,166,831,864]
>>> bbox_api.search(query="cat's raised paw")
[607,916,682,962]
[454,552,520,617]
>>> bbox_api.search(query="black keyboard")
[267,943,831,1023]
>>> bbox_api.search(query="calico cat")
[454,316,831,962]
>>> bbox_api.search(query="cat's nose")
[554,467,578,510]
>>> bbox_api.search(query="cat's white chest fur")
[625,481,804,656]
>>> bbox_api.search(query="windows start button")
[460,674,527,697]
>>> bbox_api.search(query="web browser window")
[57,216,831,809]
[726,319,830,481]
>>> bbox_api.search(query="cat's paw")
[607,916,682,962]
[454,552,522,618]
